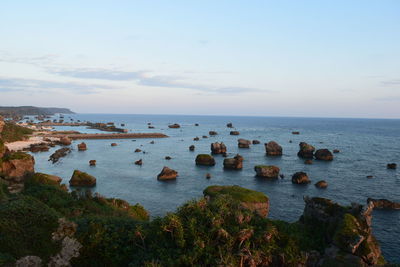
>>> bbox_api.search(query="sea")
[29,114,400,262]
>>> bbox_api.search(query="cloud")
[374,96,400,102]
[0,76,116,94]
[51,68,144,81]
[380,79,400,86]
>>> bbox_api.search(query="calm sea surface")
[30,114,400,262]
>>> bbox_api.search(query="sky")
[0,0,399,118]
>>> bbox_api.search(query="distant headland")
[0,106,74,116]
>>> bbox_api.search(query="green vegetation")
[1,122,33,142]
[2,151,33,161]
[333,213,361,251]
[30,173,61,186]
[204,185,268,203]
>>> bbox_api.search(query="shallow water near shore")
[31,114,400,262]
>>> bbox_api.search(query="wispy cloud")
[380,79,400,86]
[51,68,144,81]
[0,77,116,94]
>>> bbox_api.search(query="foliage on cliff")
[0,122,33,142]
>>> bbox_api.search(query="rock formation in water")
[297,142,315,159]
[195,154,216,166]
[238,139,251,148]
[69,170,96,187]
[315,149,334,161]
[265,141,282,156]
[157,166,178,180]
[292,172,311,184]
[223,154,243,170]
[211,142,227,154]
[254,165,280,178]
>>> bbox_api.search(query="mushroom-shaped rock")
[292,172,311,184]
[168,123,180,128]
[59,136,71,146]
[230,131,240,135]
[157,166,178,180]
[111,143,117,146]
[209,131,218,136]
[211,142,227,154]
[195,154,216,166]
[297,142,315,159]
[189,145,195,151]
[223,154,243,170]
[238,139,251,148]
[135,159,143,166]
[265,141,282,156]
[89,160,96,166]
[315,180,328,188]
[314,149,334,161]
[77,142,87,151]
[252,140,260,144]
[254,165,280,178]
[387,163,397,169]
[203,185,269,217]
[69,170,96,187]
[367,198,400,210]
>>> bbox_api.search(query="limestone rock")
[69,170,96,187]
[157,166,178,180]
[265,141,282,156]
[254,165,280,178]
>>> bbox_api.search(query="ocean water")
[31,114,400,262]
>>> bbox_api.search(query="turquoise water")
[31,114,400,262]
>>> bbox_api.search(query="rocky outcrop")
[204,185,270,217]
[297,142,315,159]
[292,131,300,135]
[135,159,143,165]
[111,143,117,146]
[265,141,282,156]
[252,140,260,144]
[211,142,227,154]
[189,145,195,151]
[227,122,233,128]
[315,180,328,188]
[29,143,50,153]
[89,160,96,166]
[69,170,96,187]
[254,165,280,178]
[49,147,71,163]
[292,172,311,184]
[195,154,216,166]
[333,149,340,153]
[367,198,400,210]
[134,148,142,153]
[32,172,62,185]
[0,152,35,182]
[302,197,384,266]
[0,115,4,133]
[209,131,218,136]
[238,139,251,148]
[157,166,178,180]
[193,137,200,141]
[387,163,397,169]
[77,142,87,151]
[315,149,334,161]
[48,218,82,266]
[223,154,243,170]
[168,123,180,128]
[15,256,42,267]
[59,136,72,146]
[165,156,172,160]
[230,131,240,135]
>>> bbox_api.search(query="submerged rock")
[135,159,143,166]
[209,131,218,136]
[297,142,315,159]
[204,185,269,217]
[304,159,313,165]
[111,143,117,146]
[223,154,243,170]
[206,173,211,179]
[69,170,96,187]
[254,165,280,178]
[387,163,397,169]
[49,148,71,163]
[265,141,282,156]
[230,131,240,135]
[315,180,328,188]
[238,139,251,148]
[165,156,172,160]
[195,154,216,166]
[77,142,87,151]
[333,149,340,153]
[157,166,178,180]
[134,148,142,153]
[252,140,260,144]
[292,172,311,184]
[292,131,300,135]
[227,122,233,128]
[193,137,200,141]
[211,142,227,154]
[89,160,96,166]
[315,149,334,161]
[189,145,195,151]
[59,136,72,146]
[168,123,180,128]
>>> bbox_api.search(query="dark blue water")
[31,114,400,262]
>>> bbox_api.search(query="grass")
[203,185,268,203]
[1,122,33,142]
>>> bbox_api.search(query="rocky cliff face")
[301,197,384,266]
